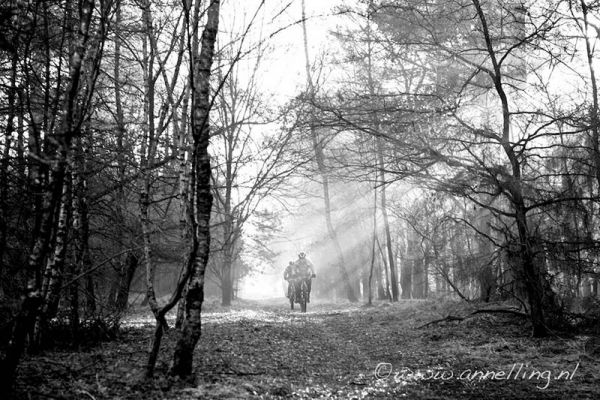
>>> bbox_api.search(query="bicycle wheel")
[300,281,308,312]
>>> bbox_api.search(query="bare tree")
[300,0,357,302]
[170,0,220,378]
[1,0,107,389]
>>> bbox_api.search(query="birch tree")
[170,0,220,378]
[1,0,108,389]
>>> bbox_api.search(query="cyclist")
[294,252,316,302]
[283,261,297,299]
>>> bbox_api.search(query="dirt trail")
[189,299,597,399]
[14,299,600,399]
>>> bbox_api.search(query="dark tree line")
[0,0,299,390]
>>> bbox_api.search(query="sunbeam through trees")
[1,0,600,399]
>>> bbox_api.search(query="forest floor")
[12,298,600,399]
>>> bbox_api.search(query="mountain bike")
[289,278,309,312]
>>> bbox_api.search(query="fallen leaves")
[12,298,600,399]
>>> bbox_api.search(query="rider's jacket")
[284,264,295,281]
[294,258,315,279]
[284,258,314,281]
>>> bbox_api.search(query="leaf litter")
[12,299,600,399]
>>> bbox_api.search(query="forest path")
[187,299,596,399]
[14,299,600,399]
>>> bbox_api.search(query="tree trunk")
[400,259,412,300]
[43,172,72,319]
[368,251,375,305]
[376,237,391,300]
[112,0,130,315]
[368,159,378,305]
[580,0,600,192]
[138,1,168,378]
[115,253,137,312]
[363,13,398,302]
[221,216,234,306]
[171,0,219,378]
[0,50,19,272]
[472,0,555,336]
[514,204,551,336]
[476,206,496,302]
[301,0,356,302]
[401,227,413,299]
[0,0,96,389]
[33,169,72,349]
[176,88,191,330]
[175,282,188,329]
[376,261,386,300]
[70,143,88,339]
[379,161,398,302]
[221,259,233,305]
[412,257,426,299]
[84,249,96,317]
